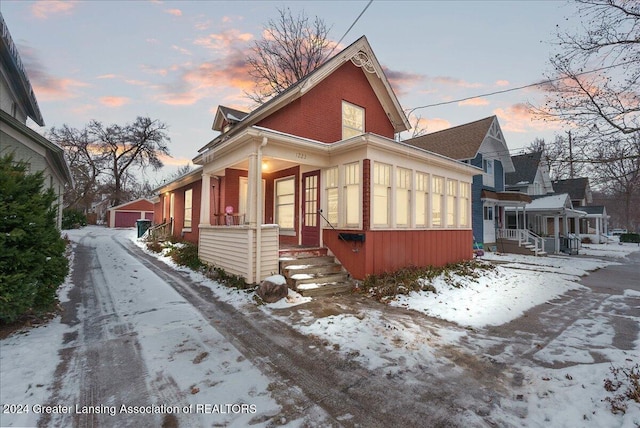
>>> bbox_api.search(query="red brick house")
[154,36,480,284]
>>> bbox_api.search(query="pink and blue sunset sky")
[2,0,580,180]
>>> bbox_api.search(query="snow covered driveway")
[1,227,639,427]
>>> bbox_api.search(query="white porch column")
[247,153,258,226]
[575,217,581,235]
[200,173,211,226]
[554,215,560,254]
[563,215,569,236]
[596,217,601,243]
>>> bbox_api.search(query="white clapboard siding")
[199,225,279,284]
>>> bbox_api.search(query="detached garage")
[107,198,154,228]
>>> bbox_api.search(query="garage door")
[114,211,142,228]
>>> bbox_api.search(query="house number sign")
[295,152,307,160]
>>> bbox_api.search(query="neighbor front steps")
[495,239,548,256]
[279,248,353,297]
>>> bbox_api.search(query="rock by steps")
[279,248,353,297]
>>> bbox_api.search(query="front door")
[302,170,320,247]
[483,203,496,244]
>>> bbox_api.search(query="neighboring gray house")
[0,13,72,228]
[505,151,554,196]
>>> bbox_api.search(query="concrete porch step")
[295,281,353,297]
[279,247,353,297]
[288,272,349,289]
[280,255,336,268]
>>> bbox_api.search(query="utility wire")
[404,59,638,117]
[325,0,374,60]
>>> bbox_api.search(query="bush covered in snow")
[360,260,494,302]
[0,154,69,323]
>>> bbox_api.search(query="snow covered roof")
[526,193,572,211]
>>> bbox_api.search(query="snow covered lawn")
[2,229,638,427]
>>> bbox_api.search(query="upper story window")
[483,158,495,188]
[342,101,364,139]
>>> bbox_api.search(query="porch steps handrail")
[497,228,546,256]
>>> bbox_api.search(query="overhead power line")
[404,59,638,117]
[325,0,373,60]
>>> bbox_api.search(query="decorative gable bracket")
[351,51,378,76]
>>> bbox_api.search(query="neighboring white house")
[0,14,72,228]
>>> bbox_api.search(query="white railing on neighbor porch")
[497,229,546,256]
[198,224,279,284]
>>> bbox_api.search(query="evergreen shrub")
[0,154,69,323]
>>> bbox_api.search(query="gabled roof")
[153,166,203,194]
[506,151,542,186]
[0,14,44,126]
[527,193,573,211]
[197,35,410,155]
[107,198,154,211]
[0,109,72,184]
[212,106,249,132]
[403,116,514,172]
[404,116,495,160]
[552,178,590,201]
[580,205,606,216]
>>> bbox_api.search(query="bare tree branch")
[245,7,333,104]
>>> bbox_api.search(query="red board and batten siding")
[256,62,395,142]
[324,229,474,280]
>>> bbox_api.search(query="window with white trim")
[415,172,429,227]
[325,167,339,225]
[342,101,364,139]
[344,162,359,226]
[373,162,391,227]
[483,158,495,187]
[432,176,444,227]
[396,167,411,227]
[447,179,458,227]
[184,188,192,228]
[275,177,295,230]
[459,182,470,227]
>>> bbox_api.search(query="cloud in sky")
[431,76,483,89]
[156,29,256,106]
[31,0,76,19]
[383,67,425,97]
[494,102,562,134]
[495,80,510,87]
[18,43,88,101]
[165,9,182,17]
[459,97,490,107]
[193,29,253,51]
[99,96,130,107]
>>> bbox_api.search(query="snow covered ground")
[1,228,638,427]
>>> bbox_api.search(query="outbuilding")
[107,198,154,228]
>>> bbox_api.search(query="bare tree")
[49,124,104,211]
[537,0,640,139]
[526,135,586,181]
[52,117,171,208]
[92,117,170,206]
[246,7,333,104]
[590,133,640,229]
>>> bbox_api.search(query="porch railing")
[497,228,545,256]
[560,234,581,255]
[147,219,172,241]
